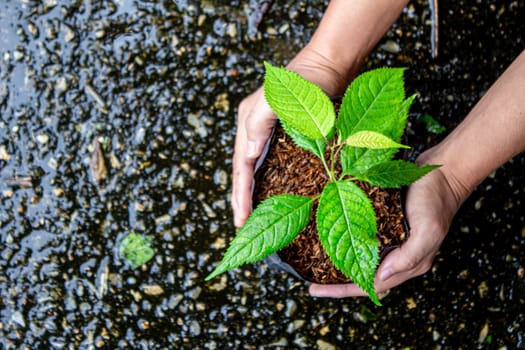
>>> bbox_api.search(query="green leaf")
[419,113,446,134]
[341,146,396,177]
[355,160,441,188]
[119,232,155,268]
[345,130,410,149]
[280,119,326,159]
[316,181,380,305]
[206,194,314,281]
[263,62,335,140]
[337,68,407,140]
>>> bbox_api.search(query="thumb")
[377,233,435,283]
[243,95,276,160]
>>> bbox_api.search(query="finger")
[309,283,367,298]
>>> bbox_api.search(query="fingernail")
[247,141,257,158]
[379,268,393,282]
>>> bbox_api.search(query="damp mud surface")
[0,0,524,349]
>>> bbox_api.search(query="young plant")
[206,63,439,305]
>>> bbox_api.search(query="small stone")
[55,76,68,92]
[287,320,305,333]
[478,322,489,343]
[226,23,237,38]
[198,15,206,27]
[13,50,24,61]
[142,285,164,296]
[168,294,184,309]
[214,93,230,112]
[11,311,25,328]
[285,299,297,317]
[267,337,288,347]
[187,113,200,129]
[187,286,202,300]
[0,145,10,161]
[406,297,417,309]
[279,23,290,34]
[316,339,337,350]
[211,237,226,250]
[36,134,49,144]
[478,281,489,298]
[266,27,277,35]
[63,26,75,42]
[28,22,39,37]
[319,325,330,336]
[189,320,201,336]
[137,319,149,331]
[380,40,401,53]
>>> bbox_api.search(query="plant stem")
[321,155,335,181]
[327,143,337,183]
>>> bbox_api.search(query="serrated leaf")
[316,181,380,305]
[336,68,415,177]
[345,130,410,149]
[280,120,326,159]
[337,68,407,140]
[206,194,313,281]
[341,146,396,177]
[263,62,335,140]
[355,160,441,188]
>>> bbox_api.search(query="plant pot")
[254,125,409,284]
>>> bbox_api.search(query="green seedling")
[120,231,154,268]
[206,63,439,305]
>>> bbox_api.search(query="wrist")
[416,146,475,210]
[286,46,361,97]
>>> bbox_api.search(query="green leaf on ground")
[206,194,314,281]
[119,232,155,268]
[355,160,441,188]
[263,62,335,140]
[316,181,380,305]
[419,113,446,134]
[345,130,410,149]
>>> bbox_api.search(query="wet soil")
[0,0,524,349]
[254,126,407,284]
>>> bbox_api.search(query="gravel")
[0,0,523,349]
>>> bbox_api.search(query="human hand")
[309,151,469,298]
[232,87,276,227]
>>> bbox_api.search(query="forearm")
[287,0,410,96]
[419,50,525,203]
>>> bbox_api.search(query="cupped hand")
[232,87,276,227]
[309,151,469,298]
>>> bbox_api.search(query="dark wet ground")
[0,0,523,349]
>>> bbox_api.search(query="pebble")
[285,299,297,317]
[0,145,9,161]
[380,40,401,53]
[213,169,228,188]
[189,320,201,336]
[287,319,305,333]
[55,76,68,92]
[142,285,164,296]
[11,311,26,328]
[316,339,337,350]
[13,50,24,61]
